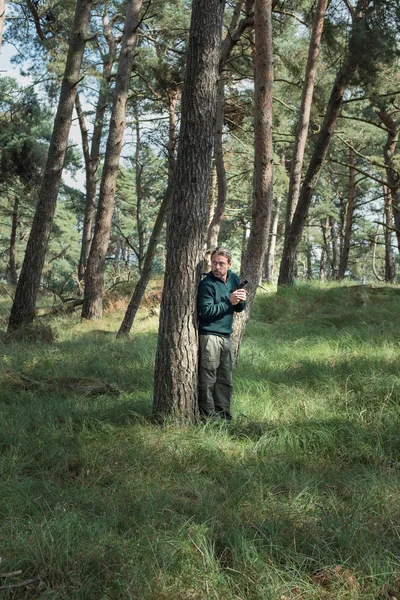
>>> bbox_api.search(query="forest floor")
[0,281,399,599]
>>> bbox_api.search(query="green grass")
[0,283,399,599]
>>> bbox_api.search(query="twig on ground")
[0,578,40,590]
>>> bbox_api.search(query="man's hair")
[211,247,232,264]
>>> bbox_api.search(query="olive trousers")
[198,334,233,420]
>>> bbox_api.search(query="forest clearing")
[1,0,400,596]
[1,283,400,599]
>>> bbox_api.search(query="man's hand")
[229,289,247,305]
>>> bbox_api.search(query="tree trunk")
[78,10,119,283]
[82,0,143,320]
[330,215,339,279]
[152,0,225,420]
[205,2,254,266]
[263,195,281,283]
[320,216,331,279]
[319,246,327,281]
[278,0,368,285]
[383,186,396,282]
[7,196,19,285]
[8,0,93,331]
[377,109,400,253]
[232,0,274,360]
[206,75,227,254]
[135,118,145,275]
[285,0,328,227]
[306,236,313,280]
[338,145,356,278]
[117,91,178,338]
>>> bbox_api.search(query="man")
[197,247,247,420]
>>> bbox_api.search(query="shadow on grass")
[1,400,399,598]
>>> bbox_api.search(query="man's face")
[211,254,231,281]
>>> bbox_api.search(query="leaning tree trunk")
[231,0,274,361]
[78,10,119,282]
[338,145,356,279]
[7,196,19,285]
[117,90,178,337]
[278,9,369,285]
[285,0,328,229]
[82,0,143,320]
[8,0,93,331]
[152,0,226,420]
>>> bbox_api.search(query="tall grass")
[0,283,399,599]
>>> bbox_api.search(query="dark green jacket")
[197,270,246,337]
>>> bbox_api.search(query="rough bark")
[152,0,225,420]
[383,186,396,282]
[117,91,178,338]
[78,10,119,283]
[377,109,400,253]
[205,2,252,260]
[135,118,145,275]
[285,0,328,228]
[7,196,19,285]
[338,145,355,278]
[232,0,274,360]
[278,0,368,285]
[8,0,93,331]
[82,0,143,320]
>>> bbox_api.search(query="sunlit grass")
[0,282,399,598]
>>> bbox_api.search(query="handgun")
[237,279,248,289]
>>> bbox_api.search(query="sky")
[1,38,86,191]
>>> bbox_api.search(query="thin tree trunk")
[117,91,178,337]
[264,195,281,283]
[330,215,339,279]
[113,206,121,269]
[0,0,5,48]
[319,246,327,281]
[82,0,143,320]
[306,235,313,279]
[285,0,328,228]
[320,216,331,278]
[8,0,93,331]
[8,196,19,285]
[383,186,396,282]
[338,145,356,278]
[135,117,145,275]
[278,0,368,285]
[205,2,254,262]
[206,75,227,253]
[377,109,400,253]
[372,227,383,282]
[152,0,225,420]
[78,9,119,282]
[232,0,274,360]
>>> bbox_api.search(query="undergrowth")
[0,282,399,599]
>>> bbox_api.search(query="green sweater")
[197,270,246,337]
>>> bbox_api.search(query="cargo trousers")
[198,334,233,420]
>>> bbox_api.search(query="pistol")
[237,279,248,289]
